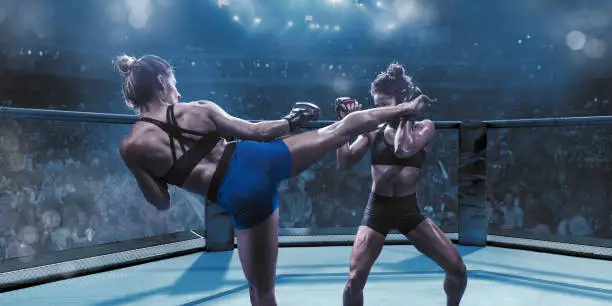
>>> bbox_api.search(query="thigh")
[217,142,287,227]
[405,219,463,271]
[236,209,279,293]
[282,122,352,176]
[349,226,386,276]
[235,140,292,184]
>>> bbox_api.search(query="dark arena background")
[1,0,612,305]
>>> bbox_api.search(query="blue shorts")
[215,140,292,229]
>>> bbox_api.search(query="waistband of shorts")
[370,192,417,203]
[207,141,237,202]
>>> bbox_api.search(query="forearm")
[338,105,413,137]
[336,142,352,168]
[394,119,416,154]
[367,105,415,122]
[149,198,170,211]
[253,119,291,140]
[143,188,171,211]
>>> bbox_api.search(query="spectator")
[557,205,592,236]
[1,49,611,262]
[500,194,524,230]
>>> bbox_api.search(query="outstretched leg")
[343,226,386,306]
[236,209,280,306]
[405,219,467,306]
[283,105,408,175]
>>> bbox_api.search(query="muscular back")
[119,100,290,208]
[120,102,227,197]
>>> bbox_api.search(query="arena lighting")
[566,30,587,51]
[354,0,383,6]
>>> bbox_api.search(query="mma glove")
[283,102,321,132]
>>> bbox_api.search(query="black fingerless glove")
[387,86,422,128]
[333,97,358,120]
[387,114,416,129]
[283,102,321,132]
[407,86,423,101]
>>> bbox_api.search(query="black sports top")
[137,105,221,186]
[370,124,426,168]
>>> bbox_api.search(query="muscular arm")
[197,101,290,141]
[336,132,373,169]
[394,119,435,158]
[119,142,171,210]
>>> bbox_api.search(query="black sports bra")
[370,124,427,168]
[138,105,221,186]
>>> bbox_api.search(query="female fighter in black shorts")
[337,63,467,306]
[115,54,432,306]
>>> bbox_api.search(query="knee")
[249,284,275,305]
[446,260,467,283]
[254,295,277,306]
[252,292,276,306]
[345,269,368,293]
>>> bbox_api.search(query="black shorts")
[360,193,426,236]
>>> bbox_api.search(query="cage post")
[457,121,488,245]
[205,202,235,251]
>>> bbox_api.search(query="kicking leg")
[283,104,409,175]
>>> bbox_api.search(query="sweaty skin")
[120,93,431,306]
[337,95,467,306]
[119,101,291,210]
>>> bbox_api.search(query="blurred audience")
[0,49,610,262]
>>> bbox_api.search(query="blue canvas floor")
[1,244,611,305]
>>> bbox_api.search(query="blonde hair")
[115,54,173,111]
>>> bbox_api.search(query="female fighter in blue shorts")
[337,63,467,306]
[115,54,432,306]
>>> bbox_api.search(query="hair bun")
[386,63,405,79]
[116,55,136,74]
